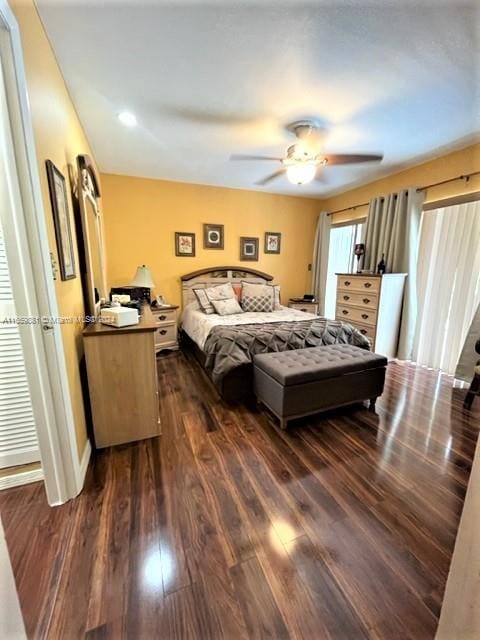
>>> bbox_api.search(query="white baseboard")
[76,439,91,494]
[0,467,44,491]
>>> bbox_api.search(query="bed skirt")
[180,330,254,402]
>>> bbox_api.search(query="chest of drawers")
[335,273,407,358]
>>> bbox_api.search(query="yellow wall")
[11,0,99,458]
[101,174,320,306]
[323,143,480,223]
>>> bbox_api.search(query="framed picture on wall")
[264,232,281,254]
[203,223,224,249]
[240,237,259,261]
[175,232,196,257]
[45,159,76,280]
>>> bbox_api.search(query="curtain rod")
[326,170,480,216]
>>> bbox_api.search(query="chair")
[464,338,480,410]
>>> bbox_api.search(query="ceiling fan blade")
[255,169,286,186]
[323,153,383,165]
[230,154,283,162]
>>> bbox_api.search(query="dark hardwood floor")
[1,351,479,639]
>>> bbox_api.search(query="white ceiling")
[37,0,480,198]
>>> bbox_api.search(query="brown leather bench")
[253,344,387,429]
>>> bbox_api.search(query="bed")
[180,266,370,401]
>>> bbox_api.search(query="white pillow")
[193,282,236,314]
[212,297,244,316]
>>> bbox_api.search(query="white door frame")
[0,0,89,504]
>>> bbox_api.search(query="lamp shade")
[130,265,155,289]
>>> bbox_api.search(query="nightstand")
[151,305,179,353]
[288,299,319,314]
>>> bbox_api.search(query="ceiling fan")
[230,120,383,186]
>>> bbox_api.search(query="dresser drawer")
[336,304,377,327]
[353,322,376,345]
[153,308,176,324]
[155,323,177,346]
[337,290,378,309]
[337,275,380,293]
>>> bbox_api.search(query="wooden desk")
[83,306,160,448]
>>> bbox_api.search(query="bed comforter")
[203,318,370,384]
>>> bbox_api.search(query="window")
[324,221,364,319]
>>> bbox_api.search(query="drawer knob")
[364,282,372,288]
[360,329,367,335]
[344,280,351,286]
[342,309,349,315]
[362,313,369,320]
[159,315,167,321]
[343,295,350,301]
[159,329,167,335]
[363,298,370,304]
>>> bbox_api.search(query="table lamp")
[131,265,155,302]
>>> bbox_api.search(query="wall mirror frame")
[77,154,107,317]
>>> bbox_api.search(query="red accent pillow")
[232,283,242,301]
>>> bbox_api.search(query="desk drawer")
[337,290,378,309]
[336,304,377,327]
[337,276,380,293]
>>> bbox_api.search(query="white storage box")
[99,306,139,328]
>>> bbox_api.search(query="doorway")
[0,0,87,504]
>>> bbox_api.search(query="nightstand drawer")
[289,302,318,314]
[153,308,176,324]
[338,276,380,293]
[155,323,177,346]
[336,304,377,327]
[337,290,378,309]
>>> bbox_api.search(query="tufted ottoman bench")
[253,344,387,429]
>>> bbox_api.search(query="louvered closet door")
[0,221,40,468]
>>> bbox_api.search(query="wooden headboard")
[181,266,274,307]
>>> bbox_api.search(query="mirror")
[77,155,106,317]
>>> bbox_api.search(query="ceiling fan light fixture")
[118,110,137,127]
[286,162,317,185]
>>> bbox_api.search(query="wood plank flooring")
[1,351,479,639]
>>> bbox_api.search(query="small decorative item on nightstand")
[288,297,319,315]
[354,243,365,273]
[151,304,179,353]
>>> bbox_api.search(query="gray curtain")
[311,211,331,316]
[363,187,425,359]
[456,304,480,382]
